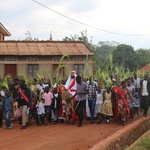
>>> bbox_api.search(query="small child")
[51,87,61,124]
[36,99,45,126]
[0,94,3,127]
[13,101,21,120]
[1,90,13,129]
[101,87,113,124]
[42,86,53,125]
[28,92,37,126]
[36,90,45,126]
[133,89,140,116]
[62,102,66,120]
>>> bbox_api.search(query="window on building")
[26,56,39,61]
[28,64,38,77]
[5,56,18,61]
[74,64,84,75]
[73,56,84,61]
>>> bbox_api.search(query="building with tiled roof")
[0,23,94,79]
[139,63,150,72]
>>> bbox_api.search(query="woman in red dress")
[112,80,131,125]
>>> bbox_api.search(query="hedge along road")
[0,116,141,150]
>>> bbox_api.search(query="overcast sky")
[1,0,150,50]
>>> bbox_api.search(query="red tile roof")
[0,41,93,56]
[139,63,150,72]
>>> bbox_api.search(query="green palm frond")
[109,53,113,71]
[2,74,11,90]
[53,55,69,85]
[18,73,29,85]
[36,71,43,80]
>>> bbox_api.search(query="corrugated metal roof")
[0,41,93,56]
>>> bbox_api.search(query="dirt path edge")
[90,116,150,150]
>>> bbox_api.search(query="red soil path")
[0,116,141,150]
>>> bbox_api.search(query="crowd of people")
[0,71,150,129]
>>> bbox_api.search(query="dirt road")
[0,116,141,150]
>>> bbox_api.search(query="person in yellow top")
[102,87,113,124]
[30,79,38,93]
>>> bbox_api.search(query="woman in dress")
[117,80,134,125]
[102,87,113,124]
[95,84,104,124]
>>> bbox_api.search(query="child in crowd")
[36,89,45,125]
[28,92,37,126]
[62,102,66,121]
[133,89,140,116]
[42,86,53,125]
[101,87,113,124]
[13,101,21,120]
[2,90,13,129]
[36,98,45,126]
[0,93,3,127]
[51,87,61,124]
[95,85,104,124]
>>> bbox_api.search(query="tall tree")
[135,49,150,68]
[113,44,136,71]
[93,41,118,70]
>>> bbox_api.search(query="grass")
[127,136,150,150]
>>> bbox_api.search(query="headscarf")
[65,71,77,90]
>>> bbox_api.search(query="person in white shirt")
[134,73,141,92]
[37,80,44,93]
[140,74,150,117]
[36,100,45,126]
[95,85,104,124]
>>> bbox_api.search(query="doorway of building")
[5,64,17,80]
[53,64,65,77]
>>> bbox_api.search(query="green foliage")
[140,137,150,149]
[135,49,150,69]
[0,74,13,97]
[93,43,116,70]
[18,73,30,85]
[94,68,111,89]
[53,54,69,85]
[35,55,69,86]
[2,74,11,90]
[94,42,150,72]
[113,44,136,70]
[127,136,150,150]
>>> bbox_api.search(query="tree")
[24,31,32,41]
[23,31,39,41]
[93,41,118,70]
[135,49,150,68]
[61,31,95,52]
[113,44,136,71]
[98,41,120,47]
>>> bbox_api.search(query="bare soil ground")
[0,115,141,150]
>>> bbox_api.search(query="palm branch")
[18,73,29,85]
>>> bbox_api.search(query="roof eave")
[0,23,11,36]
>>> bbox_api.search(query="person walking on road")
[75,75,88,127]
[140,74,150,117]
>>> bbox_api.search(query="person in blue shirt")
[2,90,13,129]
[133,89,140,116]
[87,76,97,123]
